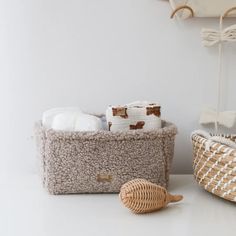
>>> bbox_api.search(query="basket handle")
[191,130,236,149]
[210,136,236,149]
[191,130,211,139]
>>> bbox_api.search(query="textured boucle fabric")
[35,120,177,194]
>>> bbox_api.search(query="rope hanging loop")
[170,5,194,19]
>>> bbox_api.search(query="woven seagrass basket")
[191,130,236,202]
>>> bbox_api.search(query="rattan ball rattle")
[119,179,183,214]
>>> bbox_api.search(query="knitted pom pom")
[119,179,183,214]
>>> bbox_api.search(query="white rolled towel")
[106,101,161,131]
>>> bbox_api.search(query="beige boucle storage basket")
[35,120,177,194]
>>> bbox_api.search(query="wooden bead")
[119,179,183,214]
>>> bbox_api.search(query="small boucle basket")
[191,130,236,202]
[35,119,177,194]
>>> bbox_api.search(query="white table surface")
[1,174,236,236]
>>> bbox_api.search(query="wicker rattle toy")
[119,179,183,214]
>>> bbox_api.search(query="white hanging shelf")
[168,0,236,18]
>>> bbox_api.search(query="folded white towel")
[42,107,102,131]
[106,101,161,131]
[42,107,82,128]
[52,112,102,131]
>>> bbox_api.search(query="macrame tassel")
[200,108,236,129]
[200,13,236,133]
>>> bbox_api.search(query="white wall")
[1,0,236,176]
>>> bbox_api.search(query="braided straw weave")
[119,179,183,214]
[191,131,236,202]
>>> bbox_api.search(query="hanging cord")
[215,16,224,133]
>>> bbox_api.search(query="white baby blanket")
[169,0,236,17]
[106,101,161,132]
